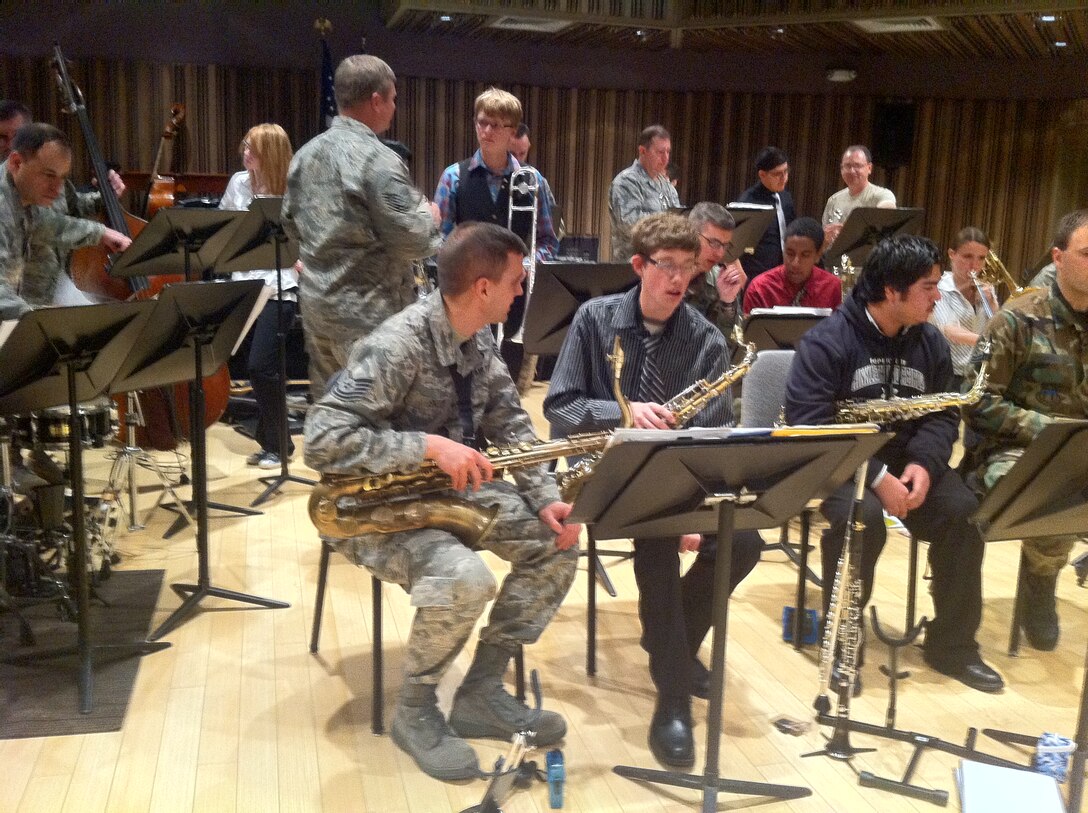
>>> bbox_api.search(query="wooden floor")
[2,384,1086,813]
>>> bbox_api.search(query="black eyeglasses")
[699,233,732,253]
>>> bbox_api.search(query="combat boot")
[391,682,479,781]
[1021,571,1060,651]
[449,643,567,745]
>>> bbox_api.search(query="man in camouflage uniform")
[685,202,746,341]
[0,123,129,319]
[305,222,580,781]
[608,124,680,261]
[283,54,440,398]
[964,209,1088,651]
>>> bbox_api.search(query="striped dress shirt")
[544,285,733,436]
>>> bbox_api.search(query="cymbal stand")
[99,392,194,534]
[0,420,35,645]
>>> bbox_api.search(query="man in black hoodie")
[785,235,1003,693]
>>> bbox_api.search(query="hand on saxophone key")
[539,501,582,551]
[629,402,675,429]
[425,434,494,492]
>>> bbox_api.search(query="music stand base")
[612,765,810,811]
[161,499,261,539]
[149,582,290,641]
[251,470,315,508]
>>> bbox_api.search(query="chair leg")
[514,645,525,702]
[586,530,598,676]
[309,539,332,654]
[1009,549,1026,657]
[792,510,812,651]
[372,575,384,735]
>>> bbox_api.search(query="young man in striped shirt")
[544,212,762,769]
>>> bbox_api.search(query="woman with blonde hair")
[220,123,298,469]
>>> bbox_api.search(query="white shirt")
[929,271,992,376]
[219,170,299,299]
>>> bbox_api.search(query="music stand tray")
[211,195,313,506]
[724,205,776,266]
[824,207,925,269]
[0,302,169,713]
[742,312,828,351]
[970,420,1088,813]
[572,427,887,811]
[109,281,289,640]
[521,262,637,357]
[110,208,242,282]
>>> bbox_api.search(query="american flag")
[319,36,337,132]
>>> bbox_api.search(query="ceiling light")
[1038,14,1058,23]
[439,14,452,22]
[826,68,858,83]
[1054,40,1068,47]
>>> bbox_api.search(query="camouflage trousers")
[302,326,356,401]
[983,448,1079,576]
[334,480,578,687]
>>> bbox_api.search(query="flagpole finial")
[315,18,333,37]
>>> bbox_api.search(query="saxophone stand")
[106,282,288,641]
[213,195,314,507]
[0,302,170,713]
[521,260,639,597]
[969,420,1088,812]
[571,426,888,811]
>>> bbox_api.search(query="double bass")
[52,45,229,450]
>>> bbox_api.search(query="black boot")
[1021,571,1060,651]
[648,694,694,768]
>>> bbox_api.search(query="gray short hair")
[334,55,395,111]
[689,202,735,233]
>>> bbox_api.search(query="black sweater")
[784,294,958,485]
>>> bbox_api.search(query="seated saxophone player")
[784,235,1004,693]
[543,212,762,769]
[685,202,746,340]
[304,222,580,782]
[963,209,1088,652]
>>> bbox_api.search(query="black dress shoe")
[690,658,710,700]
[648,696,694,768]
[924,653,1004,693]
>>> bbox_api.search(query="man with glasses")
[435,88,558,380]
[609,124,681,261]
[737,146,794,280]
[545,212,762,769]
[685,202,746,339]
[821,145,896,251]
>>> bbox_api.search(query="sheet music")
[726,201,774,210]
[230,283,274,356]
[608,426,772,448]
[956,760,1065,812]
[749,306,832,316]
[0,319,16,351]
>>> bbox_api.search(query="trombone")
[502,167,540,393]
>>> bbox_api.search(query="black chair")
[310,538,527,736]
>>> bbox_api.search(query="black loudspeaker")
[872,101,916,168]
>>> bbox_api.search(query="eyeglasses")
[643,256,695,278]
[699,233,732,253]
[840,163,868,171]
[475,118,513,132]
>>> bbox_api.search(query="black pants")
[632,530,763,699]
[248,298,298,458]
[819,463,984,664]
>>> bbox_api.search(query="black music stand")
[823,207,925,269]
[743,312,828,351]
[110,208,242,283]
[109,281,289,640]
[969,421,1088,813]
[214,195,314,507]
[0,303,169,713]
[521,261,639,608]
[571,427,888,811]
[724,205,776,265]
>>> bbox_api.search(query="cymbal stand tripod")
[98,392,193,534]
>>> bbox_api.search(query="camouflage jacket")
[282,116,440,337]
[963,282,1088,463]
[22,181,101,307]
[0,166,103,318]
[686,267,740,339]
[304,291,561,514]
[608,160,679,261]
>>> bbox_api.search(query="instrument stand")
[213,195,313,507]
[968,420,1088,812]
[106,282,287,641]
[570,428,889,811]
[0,303,170,713]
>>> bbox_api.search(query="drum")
[24,398,114,449]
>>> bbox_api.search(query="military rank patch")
[329,371,373,402]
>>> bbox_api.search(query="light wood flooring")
[2,383,1085,813]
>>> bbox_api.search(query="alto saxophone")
[309,432,610,544]
[834,339,991,424]
[555,332,757,502]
